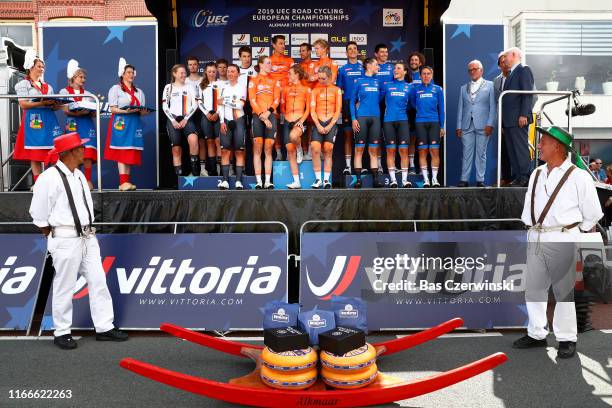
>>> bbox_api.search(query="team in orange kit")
[280,65,311,189]
[312,39,339,86]
[310,65,342,189]
[248,55,281,189]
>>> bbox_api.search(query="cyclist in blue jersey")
[382,62,412,188]
[409,66,445,187]
[350,57,383,188]
[374,44,393,176]
[407,51,426,174]
[337,41,364,176]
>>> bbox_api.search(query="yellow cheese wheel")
[261,347,318,372]
[260,365,318,390]
[321,364,378,389]
[320,343,376,372]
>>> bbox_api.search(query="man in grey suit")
[501,47,535,187]
[456,60,496,187]
[494,53,512,185]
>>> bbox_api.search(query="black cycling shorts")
[383,120,410,149]
[311,119,337,144]
[252,114,277,140]
[220,116,246,151]
[166,118,198,147]
[354,116,381,147]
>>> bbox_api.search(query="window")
[516,19,612,94]
[0,24,33,47]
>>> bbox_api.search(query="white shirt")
[108,84,146,108]
[218,81,246,122]
[161,83,198,122]
[15,79,55,98]
[469,77,484,97]
[521,157,603,230]
[29,160,94,228]
[185,75,202,92]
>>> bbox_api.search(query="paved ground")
[1,330,611,408]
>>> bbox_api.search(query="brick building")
[0,0,154,48]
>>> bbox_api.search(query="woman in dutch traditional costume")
[104,58,150,191]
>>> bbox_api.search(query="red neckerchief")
[27,76,49,95]
[120,81,141,106]
[65,86,84,102]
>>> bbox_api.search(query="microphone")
[566,89,596,116]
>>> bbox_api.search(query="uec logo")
[192,10,230,28]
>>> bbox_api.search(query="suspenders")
[54,166,93,237]
[530,165,579,229]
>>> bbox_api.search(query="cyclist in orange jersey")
[280,65,311,189]
[248,55,281,189]
[312,38,338,86]
[310,65,342,189]
[269,35,294,161]
[299,42,317,88]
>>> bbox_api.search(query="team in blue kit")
[350,58,384,188]
[382,62,412,188]
[409,66,445,187]
[337,41,364,176]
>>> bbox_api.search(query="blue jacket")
[337,62,364,101]
[501,64,534,128]
[375,62,394,86]
[409,82,445,126]
[382,79,410,122]
[456,79,496,131]
[410,70,421,85]
[350,75,382,120]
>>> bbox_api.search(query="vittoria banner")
[0,235,46,330]
[178,1,419,67]
[300,231,530,330]
[40,233,288,331]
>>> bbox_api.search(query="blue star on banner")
[351,0,378,26]
[29,238,47,255]
[103,26,130,44]
[43,43,69,88]
[451,24,472,40]
[390,36,407,54]
[171,233,196,248]
[271,236,287,255]
[182,175,198,188]
[249,183,257,189]
[41,314,54,331]
[487,52,501,76]
[5,296,36,330]
[273,164,285,177]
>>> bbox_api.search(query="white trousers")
[525,230,578,342]
[48,235,114,336]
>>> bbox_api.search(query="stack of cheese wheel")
[260,346,318,390]
[320,343,378,389]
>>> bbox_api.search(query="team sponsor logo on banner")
[232,47,241,59]
[311,33,328,42]
[349,33,368,45]
[330,35,347,44]
[252,35,270,44]
[335,59,348,66]
[272,33,290,44]
[383,8,403,27]
[192,10,230,28]
[291,33,309,45]
[330,46,346,59]
[291,47,301,59]
[232,33,250,45]
[253,47,270,57]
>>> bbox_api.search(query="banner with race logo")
[40,233,288,331]
[0,235,47,330]
[300,231,530,330]
[178,0,419,66]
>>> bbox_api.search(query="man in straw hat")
[29,132,128,350]
[514,126,603,358]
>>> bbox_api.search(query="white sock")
[389,168,396,182]
[421,167,429,182]
[345,156,351,168]
[265,174,271,183]
[402,168,408,183]
[409,155,415,168]
[377,157,383,171]
[297,145,303,154]
[324,172,330,182]
[432,167,438,182]
[293,174,300,183]
[256,174,262,183]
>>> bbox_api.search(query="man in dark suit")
[501,47,534,187]
[494,53,512,185]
